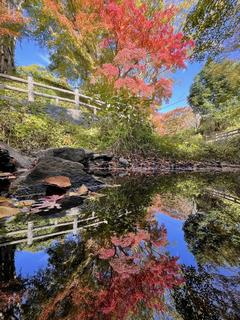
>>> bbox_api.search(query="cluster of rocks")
[1,144,240,197]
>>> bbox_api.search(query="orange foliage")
[0,0,25,36]
[152,106,198,135]
[42,0,104,42]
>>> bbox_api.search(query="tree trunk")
[0,37,16,74]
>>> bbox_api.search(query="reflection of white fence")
[207,188,240,204]
[0,73,104,114]
[0,213,107,247]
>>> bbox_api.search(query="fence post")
[74,89,79,108]
[93,107,97,116]
[73,216,78,235]
[27,221,33,245]
[28,75,34,102]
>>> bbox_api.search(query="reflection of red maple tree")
[38,227,184,320]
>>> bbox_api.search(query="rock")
[0,148,15,172]
[14,157,103,197]
[92,153,113,161]
[0,143,33,169]
[119,157,129,167]
[36,147,93,165]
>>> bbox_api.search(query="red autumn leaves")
[42,0,194,107]
[96,0,193,104]
[95,228,183,319]
[38,226,183,320]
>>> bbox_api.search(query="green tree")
[184,0,240,60]
[188,59,240,115]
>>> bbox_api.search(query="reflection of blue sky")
[15,249,49,278]
[155,212,197,267]
[14,235,79,278]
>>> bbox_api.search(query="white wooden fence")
[0,212,108,247]
[206,128,240,142]
[0,73,104,115]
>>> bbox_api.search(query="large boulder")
[14,157,103,197]
[36,147,93,165]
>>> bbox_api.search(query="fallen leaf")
[0,172,13,177]
[16,200,35,207]
[0,172,16,180]
[0,197,14,207]
[43,176,71,188]
[68,192,82,197]
[88,192,106,199]
[0,206,19,218]
[77,184,88,195]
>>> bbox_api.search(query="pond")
[0,173,240,320]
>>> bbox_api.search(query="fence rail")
[0,73,104,114]
[206,128,240,142]
[207,188,240,204]
[0,213,108,247]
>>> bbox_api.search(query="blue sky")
[16,38,204,113]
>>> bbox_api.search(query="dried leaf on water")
[16,200,35,207]
[0,197,14,208]
[77,184,88,195]
[43,176,71,188]
[0,206,19,218]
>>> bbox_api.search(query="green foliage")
[184,200,240,266]
[24,0,98,83]
[184,0,240,60]
[188,59,240,115]
[199,104,240,135]
[96,98,160,156]
[155,129,240,163]
[0,98,98,153]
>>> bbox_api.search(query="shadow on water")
[0,172,240,319]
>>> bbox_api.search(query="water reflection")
[0,173,239,319]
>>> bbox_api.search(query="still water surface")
[0,173,240,319]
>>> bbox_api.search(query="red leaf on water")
[98,248,115,259]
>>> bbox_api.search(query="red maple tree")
[95,1,193,105]
[42,0,193,107]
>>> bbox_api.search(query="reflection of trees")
[21,238,85,319]
[0,245,23,319]
[184,196,240,266]
[174,265,240,320]
[22,227,183,320]
[147,193,196,220]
